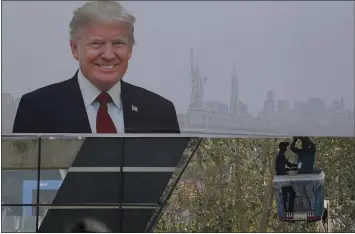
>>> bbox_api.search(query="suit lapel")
[121,81,141,133]
[65,71,92,133]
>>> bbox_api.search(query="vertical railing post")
[35,136,42,233]
[119,137,124,233]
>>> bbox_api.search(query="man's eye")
[90,42,102,47]
[113,41,125,45]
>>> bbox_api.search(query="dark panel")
[122,209,155,233]
[123,172,172,203]
[51,172,121,204]
[71,138,123,167]
[42,137,190,232]
[123,137,189,167]
[38,209,121,233]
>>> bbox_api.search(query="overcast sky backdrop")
[2,1,354,115]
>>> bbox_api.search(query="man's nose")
[101,44,115,60]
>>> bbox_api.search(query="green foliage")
[155,137,355,233]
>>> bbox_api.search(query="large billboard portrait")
[2,1,354,136]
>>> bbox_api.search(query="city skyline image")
[177,49,354,136]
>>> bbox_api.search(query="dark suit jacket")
[13,72,180,133]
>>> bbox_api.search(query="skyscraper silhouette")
[188,49,207,109]
[230,65,239,116]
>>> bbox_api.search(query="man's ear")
[128,45,133,60]
[70,40,79,61]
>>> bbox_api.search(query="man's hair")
[279,142,289,149]
[66,218,111,232]
[69,1,136,44]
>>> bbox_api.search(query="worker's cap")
[279,142,289,148]
[300,136,310,141]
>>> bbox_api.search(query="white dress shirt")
[77,70,125,133]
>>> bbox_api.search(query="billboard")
[2,1,354,136]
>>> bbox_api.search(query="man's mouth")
[96,64,119,69]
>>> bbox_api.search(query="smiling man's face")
[70,22,133,91]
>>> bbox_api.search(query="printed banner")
[2,1,354,136]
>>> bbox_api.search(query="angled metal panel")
[38,137,124,232]
[70,138,123,167]
[120,137,190,232]
[48,173,122,204]
[121,209,155,233]
[38,208,122,232]
[123,137,190,167]
[37,137,191,233]
[123,172,174,203]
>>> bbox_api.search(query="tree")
[155,137,355,232]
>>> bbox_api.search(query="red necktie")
[96,92,117,133]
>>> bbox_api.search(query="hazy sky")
[2,1,354,114]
